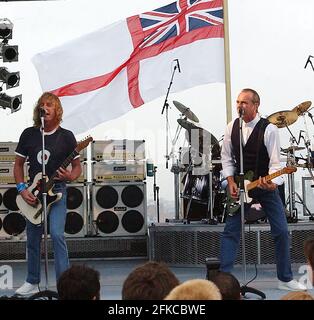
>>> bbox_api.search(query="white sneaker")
[278,279,307,291]
[15,282,39,296]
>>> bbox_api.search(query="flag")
[32,0,225,134]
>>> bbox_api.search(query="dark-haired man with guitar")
[220,88,306,291]
[14,92,82,296]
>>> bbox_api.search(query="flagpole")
[223,0,232,124]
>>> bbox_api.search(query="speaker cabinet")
[91,182,147,236]
[65,183,87,237]
[0,185,26,239]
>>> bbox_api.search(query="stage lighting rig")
[0,18,13,40]
[0,93,22,113]
[0,18,18,62]
[0,67,20,89]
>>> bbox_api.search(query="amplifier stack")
[90,140,147,237]
[0,142,27,239]
[0,139,149,240]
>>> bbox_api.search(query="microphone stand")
[153,166,160,223]
[238,111,266,299]
[40,108,49,291]
[161,64,178,169]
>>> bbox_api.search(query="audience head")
[164,279,222,300]
[57,264,101,300]
[304,238,314,285]
[209,271,241,300]
[280,291,314,300]
[122,261,179,300]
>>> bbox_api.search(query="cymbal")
[281,146,305,153]
[292,101,312,115]
[173,100,199,123]
[267,110,298,128]
[177,118,198,131]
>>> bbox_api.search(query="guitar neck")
[246,169,286,192]
[46,150,79,190]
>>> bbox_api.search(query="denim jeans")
[220,188,293,282]
[26,183,69,284]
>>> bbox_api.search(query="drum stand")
[285,132,314,222]
[204,145,218,225]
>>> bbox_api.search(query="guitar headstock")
[76,136,93,152]
[284,166,297,174]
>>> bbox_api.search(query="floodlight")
[0,44,19,62]
[0,18,13,40]
[0,67,20,89]
[0,93,22,113]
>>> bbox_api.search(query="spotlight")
[0,93,22,113]
[0,44,19,62]
[0,18,13,40]
[0,67,20,89]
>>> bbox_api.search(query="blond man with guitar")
[14,92,83,296]
[220,88,306,291]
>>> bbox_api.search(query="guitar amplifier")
[91,140,145,161]
[0,162,28,184]
[0,142,18,162]
[92,161,146,182]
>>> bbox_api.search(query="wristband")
[16,182,27,193]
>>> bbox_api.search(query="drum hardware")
[173,100,199,123]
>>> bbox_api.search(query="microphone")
[39,106,46,117]
[238,107,244,117]
[174,59,181,73]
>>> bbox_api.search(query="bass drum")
[181,171,226,221]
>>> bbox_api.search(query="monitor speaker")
[91,182,147,236]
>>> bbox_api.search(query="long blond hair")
[33,92,63,128]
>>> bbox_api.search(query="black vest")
[231,118,270,179]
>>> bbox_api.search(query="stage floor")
[0,259,313,300]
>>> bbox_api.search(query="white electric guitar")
[226,166,297,216]
[16,137,92,225]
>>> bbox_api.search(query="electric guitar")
[16,136,93,225]
[226,166,297,216]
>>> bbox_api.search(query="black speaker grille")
[121,185,144,207]
[96,210,119,234]
[65,211,84,235]
[66,186,83,210]
[3,188,19,211]
[121,210,144,233]
[0,192,2,206]
[3,212,26,235]
[96,186,119,208]
[0,217,2,231]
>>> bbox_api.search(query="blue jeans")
[26,183,69,284]
[220,188,293,282]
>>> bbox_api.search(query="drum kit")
[170,100,225,223]
[169,99,314,224]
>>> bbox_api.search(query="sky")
[1,0,314,220]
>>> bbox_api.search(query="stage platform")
[148,219,314,266]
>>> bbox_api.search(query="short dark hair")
[57,264,101,300]
[241,88,260,105]
[122,261,180,300]
[304,238,314,270]
[208,271,241,300]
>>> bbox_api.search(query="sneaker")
[15,282,39,296]
[278,279,307,291]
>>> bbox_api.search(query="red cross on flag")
[32,0,225,134]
